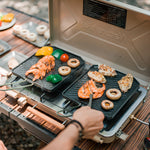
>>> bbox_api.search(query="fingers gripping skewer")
[87,94,104,143]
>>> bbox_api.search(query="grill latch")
[116,129,129,141]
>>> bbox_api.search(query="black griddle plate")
[62,65,140,120]
[12,47,85,93]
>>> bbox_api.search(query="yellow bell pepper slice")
[35,46,54,56]
[1,13,14,22]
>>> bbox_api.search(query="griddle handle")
[26,106,65,130]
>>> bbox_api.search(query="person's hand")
[0,140,7,150]
[73,106,104,139]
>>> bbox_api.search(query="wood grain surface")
[0,7,150,150]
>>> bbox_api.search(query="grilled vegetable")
[52,49,64,59]
[60,53,69,62]
[46,74,62,84]
[35,46,53,56]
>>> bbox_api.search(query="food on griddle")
[58,66,71,76]
[78,79,105,99]
[44,30,50,39]
[0,45,4,52]
[106,88,121,100]
[52,49,64,59]
[118,73,133,93]
[25,55,55,81]
[67,58,80,68]
[60,53,69,62]
[88,71,106,83]
[8,57,19,69]
[36,24,47,35]
[101,100,114,110]
[1,13,14,22]
[98,64,117,76]
[13,25,22,34]
[46,74,62,84]
[27,32,37,42]
[35,46,53,56]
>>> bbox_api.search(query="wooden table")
[0,7,150,150]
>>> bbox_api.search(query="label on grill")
[83,0,127,28]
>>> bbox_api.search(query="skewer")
[87,94,93,107]
[130,115,149,126]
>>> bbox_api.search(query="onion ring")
[106,88,121,100]
[36,25,47,35]
[20,29,30,38]
[67,58,80,68]
[58,66,71,76]
[101,100,114,110]
[27,32,37,42]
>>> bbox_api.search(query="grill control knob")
[17,97,27,107]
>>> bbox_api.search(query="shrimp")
[38,55,55,72]
[29,62,47,77]
[25,69,41,81]
[78,79,106,99]
[25,55,55,81]
[78,81,92,99]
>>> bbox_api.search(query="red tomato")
[60,53,69,62]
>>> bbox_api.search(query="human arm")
[0,140,7,150]
[42,106,104,150]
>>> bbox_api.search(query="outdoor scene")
[0,0,150,150]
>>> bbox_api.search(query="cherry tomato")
[60,53,69,62]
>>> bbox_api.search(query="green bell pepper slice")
[51,49,64,59]
[46,74,62,84]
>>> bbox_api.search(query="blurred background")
[0,0,150,22]
[0,0,49,21]
[0,0,150,21]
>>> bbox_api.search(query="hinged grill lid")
[48,0,150,84]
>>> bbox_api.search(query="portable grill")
[0,0,150,146]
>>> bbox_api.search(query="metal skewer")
[88,94,93,107]
[130,115,149,126]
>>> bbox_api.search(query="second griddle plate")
[62,65,140,120]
